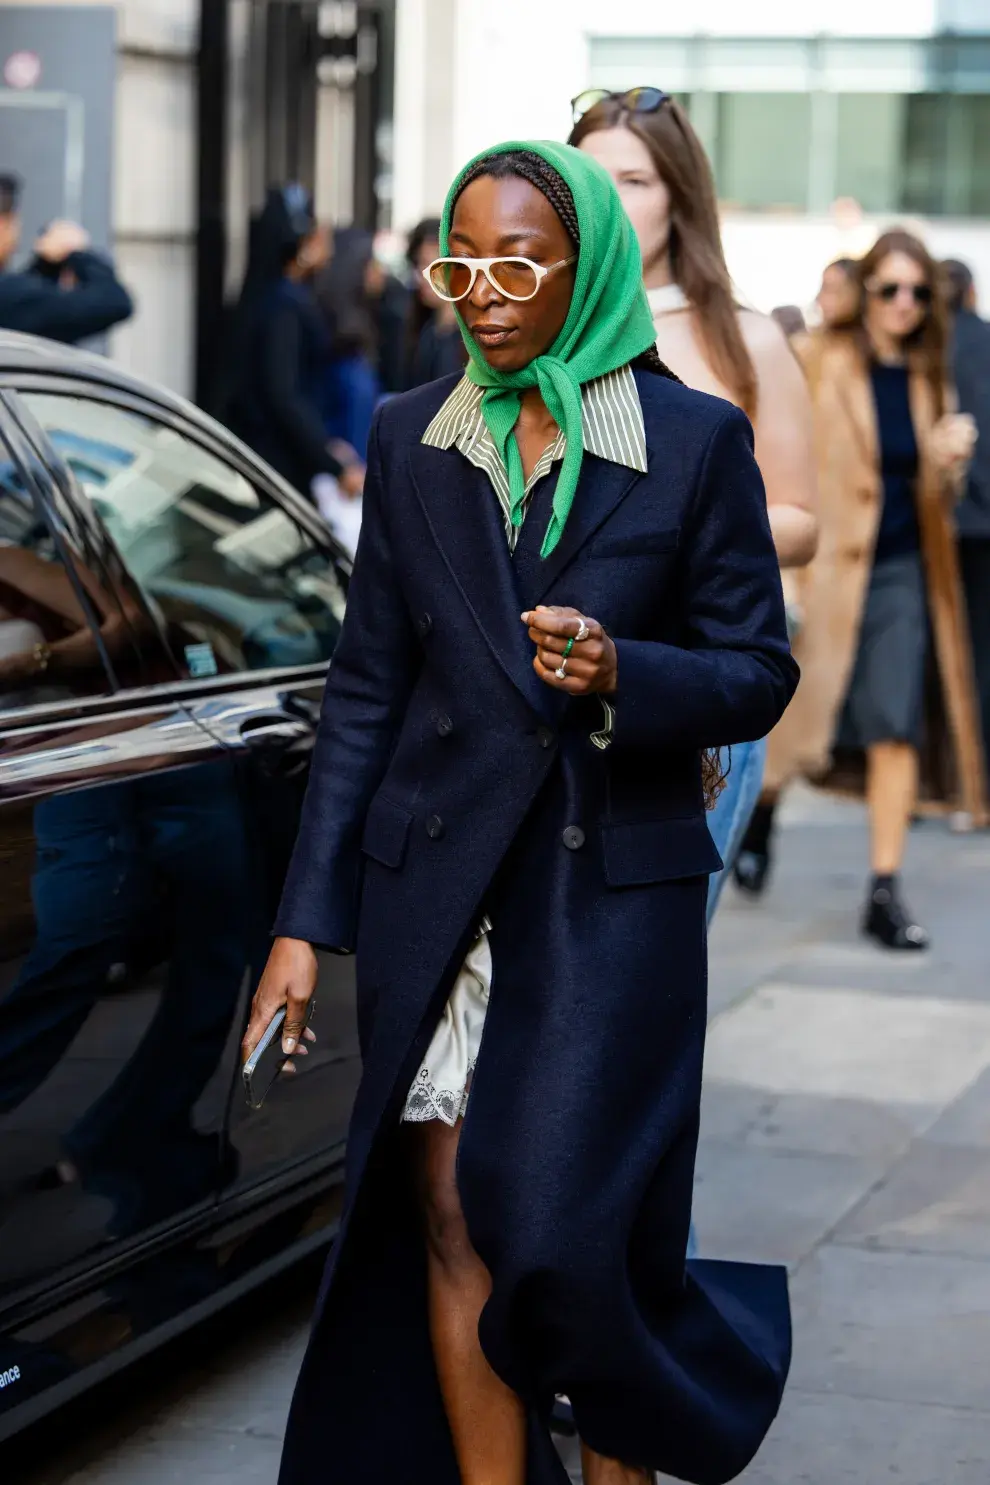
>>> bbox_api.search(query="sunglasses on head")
[872,281,933,306]
[571,86,671,125]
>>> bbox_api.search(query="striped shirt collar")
[421,364,648,548]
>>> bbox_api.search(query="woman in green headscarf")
[246,142,798,1485]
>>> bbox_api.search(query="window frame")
[0,371,350,728]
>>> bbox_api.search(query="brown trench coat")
[765,330,988,825]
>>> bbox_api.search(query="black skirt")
[837,551,928,749]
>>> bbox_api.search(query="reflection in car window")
[0,481,116,712]
[21,395,347,679]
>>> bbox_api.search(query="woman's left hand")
[521,606,617,695]
[930,412,977,473]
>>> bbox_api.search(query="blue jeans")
[686,738,768,1259]
[705,738,768,925]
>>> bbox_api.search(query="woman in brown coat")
[739,229,985,948]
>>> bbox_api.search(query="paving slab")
[703,983,990,1116]
[736,1388,990,1485]
[693,1142,885,1267]
[700,1084,916,1161]
[54,1429,285,1485]
[788,1244,990,1411]
[926,1065,990,1148]
[832,1139,990,1259]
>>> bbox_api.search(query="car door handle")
[238,716,312,747]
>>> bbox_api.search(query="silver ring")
[554,658,568,680]
[574,617,591,643]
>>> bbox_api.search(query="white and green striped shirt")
[422,364,647,750]
[421,364,648,553]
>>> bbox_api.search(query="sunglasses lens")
[489,259,540,299]
[572,88,610,122]
[625,87,668,113]
[877,282,933,305]
[429,260,472,299]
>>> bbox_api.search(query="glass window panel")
[901,94,947,215]
[714,94,810,211]
[835,94,905,213]
[21,395,347,679]
[948,95,990,217]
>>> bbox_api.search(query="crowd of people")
[215,189,467,559]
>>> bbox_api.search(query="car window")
[0,469,117,714]
[20,393,347,680]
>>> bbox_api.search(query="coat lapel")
[834,343,879,473]
[527,451,646,607]
[407,443,551,721]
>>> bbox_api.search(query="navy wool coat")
[274,368,799,1485]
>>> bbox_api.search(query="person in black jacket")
[221,185,364,499]
[0,172,133,344]
[944,258,990,782]
[404,216,466,388]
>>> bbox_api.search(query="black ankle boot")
[863,875,929,950]
[733,801,775,897]
[733,848,771,896]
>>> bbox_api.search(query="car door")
[0,394,248,1418]
[12,382,363,1206]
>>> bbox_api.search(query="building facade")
[393,0,990,315]
[0,0,394,399]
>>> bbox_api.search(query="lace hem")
[401,1061,477,1126]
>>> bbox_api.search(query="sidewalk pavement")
[22,785,990,1484]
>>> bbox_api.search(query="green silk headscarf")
[439,139,657,558]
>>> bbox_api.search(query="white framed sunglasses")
[424,254,577,304]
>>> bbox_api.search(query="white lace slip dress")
[401,927,492,1126]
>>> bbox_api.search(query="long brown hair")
[852,228,949,418]
[569,96,758,418]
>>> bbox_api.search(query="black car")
[0,332,361,1439]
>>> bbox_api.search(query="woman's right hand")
[241,936,318,1069]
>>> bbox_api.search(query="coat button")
[417,613,433,637]
[536,725,556,750]
[426,815,445,840]
[562,825,585,851]
[436,714,453,737]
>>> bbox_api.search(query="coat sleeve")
[0,253,133,343]
[273,406,419,949]
[610,404,799,752]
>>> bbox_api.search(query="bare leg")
[866,741,918,874]
[580,1441,652,1484]
[411,1118,527,1485]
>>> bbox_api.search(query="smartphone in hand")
[242,1002,313,1109]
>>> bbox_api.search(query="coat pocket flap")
[361,795,414,869]
[602,815,723,886]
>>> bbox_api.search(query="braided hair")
[452,151,680,386]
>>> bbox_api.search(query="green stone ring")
[562,636,575,660]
